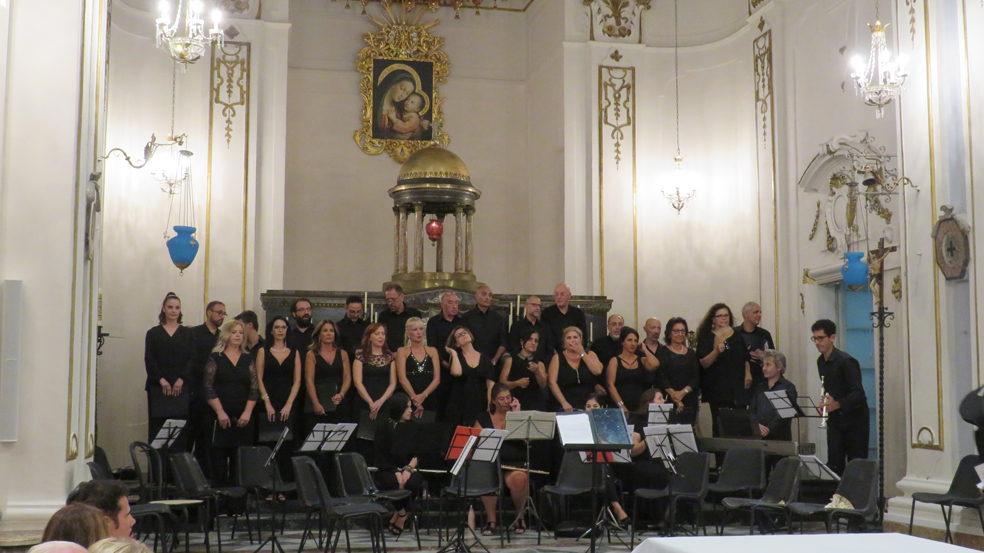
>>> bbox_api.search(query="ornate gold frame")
[354,7,451,163]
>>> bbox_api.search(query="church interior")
[2,0,984,549]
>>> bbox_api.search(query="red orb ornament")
[426,219,443,243]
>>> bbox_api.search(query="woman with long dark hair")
[304,319,351,428]
[695,303,751,436]
[499,327,548,412]
[144,292,194,443]
[656,317,700,424]
[605,326,659,414]
[255,315,302,476]
[373,393,424,536]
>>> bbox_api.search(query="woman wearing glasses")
[655,317,700,424]
[695,303,751,436]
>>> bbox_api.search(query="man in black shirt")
[812,319,869,475]
[287,298,314,352]
[737,302,775,383]
[541,283,588,350]
[427,291,462,367]
[508,295,553,359]
[377,284,423,352]
[589,314,623,370]
[235,310,264,358]
[461,286,507,364]
[336,295,368,360]
[189,300,225,472]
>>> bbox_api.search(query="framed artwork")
[355,12,450,163]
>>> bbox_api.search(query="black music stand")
[298,423,357,483]
[438,435,488,553]
[150,419,185,485]
[556,409,633,553]
[504,410,556,545]
[253,427,291,553]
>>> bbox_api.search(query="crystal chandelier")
[849,1,907,118]
[156,0,224,65]
[661,0,695,215]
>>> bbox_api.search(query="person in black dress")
[204,319,259,485]
[656,317,700,424]
[474,383,530,536]
[548,327,605,412]
[695,303,751,436]
[499,327,548,412]
[606,326,659,414]
[304,320,352,430]
[353,323,397,420]
[395,317,440,418]
[144,292,195,444]
[373,393,424,536]
[749,349,797,441]
[256,315,302,477]
[445,327,497,427]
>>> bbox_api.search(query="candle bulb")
[589,322,594,342]
[363,291,368,316]
[508,303,514,331]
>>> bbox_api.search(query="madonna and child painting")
[371,59,434,141]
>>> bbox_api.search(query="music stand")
[438,435,492,553]
[643,425,676,472]
[320,423,357,453]
[648,404,673,425]
[150,419,185,485]
[666,424,699,454]
[253,427,291,553]
[799,454,841,482]
[504,411,556,544]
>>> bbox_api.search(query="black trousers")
[826,410,870,475]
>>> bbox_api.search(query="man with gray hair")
[749,349,797,441]
[737,301,775,393]
[428,291,461,421]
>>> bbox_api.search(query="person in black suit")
[812,319,869,475]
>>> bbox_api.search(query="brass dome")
[390,147,481,208]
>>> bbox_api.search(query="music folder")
[446,426,481,460]
[556,408,633,449]
[304,383,339,413]
[148,387,190,418]
[647,403,673,425]
[212,420,254,448]
[258,413,294,442]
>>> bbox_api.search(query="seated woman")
[373,393,424,536]
[622,389,672,491]
[606,326,658,414]
[474,383,530,536]
[583,394,630,526]
[749,350,797,441]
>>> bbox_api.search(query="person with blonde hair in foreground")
[87,537,151,553]
[41,504,111,548]
[28,541,88,553]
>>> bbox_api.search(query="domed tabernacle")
[389,147,481,207]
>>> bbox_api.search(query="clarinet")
[819,376,828,428]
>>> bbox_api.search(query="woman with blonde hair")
[41,504,110,548]
[205,319,259,484]
[395,317,440,418]
[548,326,604,412]
[88,538,151,553]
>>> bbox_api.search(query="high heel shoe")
[389,510,408,536]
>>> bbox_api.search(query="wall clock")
[932,206,971,281]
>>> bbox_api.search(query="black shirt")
[817,347,868,419]
[287,325,314,353]
[377,306,424,352]
[696,331,751,404]
[737,325,775,380]
[427,313,462,364]
[246,336,265,360]
[508,317,554,359]
[541,304,587,350]
[189,323,219,393]
[336,317,369,360]
[749,376,797,441]
[461,307,507,359]
[590,335,622,371]
[144,325,195,391]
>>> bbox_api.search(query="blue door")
[836,283,877,459]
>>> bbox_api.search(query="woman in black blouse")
[144,292,194,443]
[373,393,423,536]
[606,326,658,414]
[695,303,751,437]
[548,327,604,412]
[445,327,497,426]
[305,320,351,428]
[499,327,548,412]
[204,319,259,485]
[656,317,700,424]
[353,323,396,420]
[395,317,440,418]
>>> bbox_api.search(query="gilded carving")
[600,66,634,168]
[398,170,471,182]
[211,43,250,147]
[753,31,772,147]
[585,0,650,42]
[892,274,902,301]
[808,200,820,240]
[354,8,450,163]
[905,0,917,46]
[219,0,251,13]
[825,220,837,252]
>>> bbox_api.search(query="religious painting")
[354,11,451,163]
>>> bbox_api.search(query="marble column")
[435,214,445,273]
[454,207,464,273]
[393,209,400,273]
[398,206,408,273]
[465,211,474,274]
[413,204,424,273]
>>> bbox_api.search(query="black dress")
[475,412,526,466]
[144,325,195,442]
[204,351,259,485]
[308,350,349,424]
[447,353,496,426]
[404,349,438,411]
[655,346,701,424]
[506,354,547,412]
[357,352,394,415]
[696,331,751,438]
[553,355,597,411]
[373,420,424,510]
[263,347,299,412]
[611,354,652,412]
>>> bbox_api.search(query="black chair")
[334,453,420,548]
[170,451,249,551]
[631,451,710,546]
[788,458,879,533]
[908,454,984,543]
[707,448,765,533]
[294,456,389,553]
[440,459,505,547]
[721,457,802,534]
[237,446,298,540]
[131,442,209,553]
[86,451,173,553]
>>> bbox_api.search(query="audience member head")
[642,318,662,344]
[290,298,313,329]
[811,319,837,356]
[584,393,606,411]
[618,326,639,353]
[561,326,583,352]
[213,320,247,354]
[475,286,493,310]
[606,314,624,340]
[762,349,787,380]
[66,480,135,539]
[265,316,290,346]
[440,292,459,319]
[28,542,88,553]
[664,317,689,346]
[88,538,151,553]
[41,504,110,548]
[523,296,542,321]
[696,303,733,343]
[309,319,338,352]
[489,382,512,414]
[447,326,474,350]
[384,393,412,423]
[404,317,426,346]
[361,323,389,358]
[384,284,406,312]
[205,301,226,328]
[157,292,182,325]
[742,302,762,328]
[553,284,572,309]
[344,296,365,322]
[517,327,539,355]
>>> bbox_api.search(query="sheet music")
[450,435,478,476]
[647,403,673,425]
[799,454,841,481]
[765,390,799,419]
[322,423,358,452]
[667,424,698,454]
[472,429,508,462]
[150,419,186,449]
[556,413,594,445]
[643,425,674,460]
[503,411,556,441]
[579,450,631,463]
[299,423,332,452]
